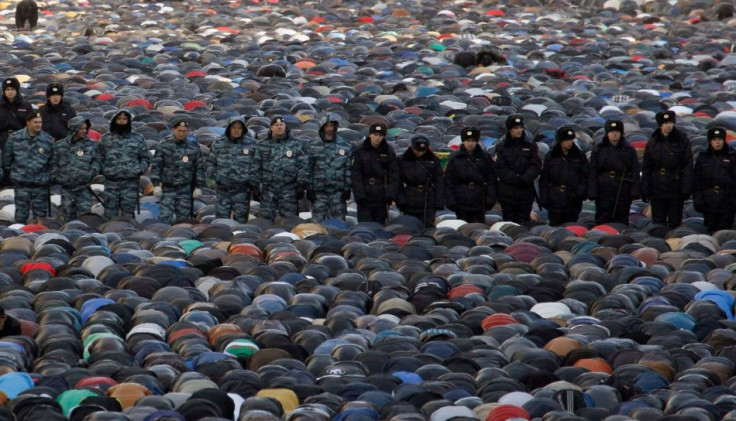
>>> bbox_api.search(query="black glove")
[295,187,305,200]
[307,189,316,202]
[342,189,351,201]
[251,186,261,201]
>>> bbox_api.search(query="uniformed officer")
[351,123,399,224]
[151,121,205,223]
[40,83,77,141]
[494,114,542,224]
[588,120,641,225]
[397,134,445,227]
[253,116,309,221]
[205,117,258,223]
[445,127,495,223]
[539,126,589,226]
[3,111,54,223]
[98,110,152,219]
[642,110,694,229]
[51,117,101,221]
[693,127,736,232]
[0,77,33,153]
[306,113,352,222]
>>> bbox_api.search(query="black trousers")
[703,209,735,233]
[548,202,582,226]
[500,201,533,224]
[595,198,631,226]
[651,197,684,229]
[357,205,388,224]
[455,209,485,224]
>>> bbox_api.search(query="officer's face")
[323,122,336,137]
[608,130,621,144]
[509,126,523,138]
[271,122,286,137]
[115,113,129,125]
[660,121,674,136]
[369,133,384,147]
[4,88,16,100]
[711,138,725,151]
[173,126,189,142]
[74,123,88,139]
[48,94,61,106]
[228,123,244,139]
[27,117,42,136]
[462,138,478,152]
[560,139,574,153]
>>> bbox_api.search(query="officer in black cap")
[397,134,444,227]
[445,126,495,223]
[693,126,736,232]
[539,126,589,226]
[351,123,399,224]
[588,120,641,225]
[493,114,542,224]
[0,77,33,154]
[642,110,693,229]
[40,83,77,141]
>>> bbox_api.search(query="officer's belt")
[463,182,480,188]
[708,186,725,194]
[554,184,568,192]
[604,171,623,178]
[656,168,679,178]
[406,184,430,192]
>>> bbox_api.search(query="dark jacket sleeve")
[350,149,367,203]
[385,146,400,201]
[578,153,589,200]
[539,155,551,208]
[628,147,642,199]
[680,138,694,198]
[587,149,598,199]
[483,154,496,207]
[641,143,652,198]
[520,143,542,184]
[434,161,446,209]
[444,156,457,209]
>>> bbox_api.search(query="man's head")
[556,126,576,152]
[410,134,430,155]
[505,115,524,138]
[604,120,623,144]
[368,123,387,148]
[2,78,19,101]
[708,127,727,151]
[656,110,676,135]
[26,111,42,136]
[74,120,89,140]
[270,116,287,138]
[460,127,480,151]
[172,121,189,142]
[46,83,63,106]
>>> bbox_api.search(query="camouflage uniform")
[205,117,258,223]
[3,116,54,223]
[306,114,352,222]
[98,110,151,219]
[51,117,101,221]
[253,117,308,221]
[151,128,205,223]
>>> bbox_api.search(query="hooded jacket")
[306,117,352,191]
[98,110,151,181]
[539,140,589,210]
[351,136,399,206]
[52,116,101,188]
[205,117,258,189]
[40,97,77,141]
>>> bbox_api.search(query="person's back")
[15,0,38,30]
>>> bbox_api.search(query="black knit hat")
[46,83,64,97]
[708,127,726,141]
[460,127,480,141]
[655,110,676,125]
[2,78,20,91]
[604,120,623,133]
[505,114,524,130]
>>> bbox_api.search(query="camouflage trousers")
[14,185,48,223]
[260,186,298,221]
[312,190,346,222]
[60,186,92,221]
[104,179,138,219]
[216,186,250,223]
[160,185,193,223]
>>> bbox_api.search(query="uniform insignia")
[286,150,292,157]
[522,148,530,152]
[182,156,189,163]
[77,150,84,157]
[492,153,498,162]
[243,149,249,154]
[39,148,44,154]
[339,149,345,156]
